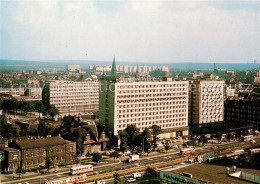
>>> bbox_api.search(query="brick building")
[0,136,76,172]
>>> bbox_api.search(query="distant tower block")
[254,60,257,64]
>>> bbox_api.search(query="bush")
[2,171,14,174]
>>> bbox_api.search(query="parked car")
[127,177,136,183]
[132,172,142,178]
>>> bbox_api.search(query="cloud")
[0,0,259,63]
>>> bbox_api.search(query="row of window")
[117,122,187,129]
[118,109,186,114]
[117,118,187,124]
[117,84,188,89]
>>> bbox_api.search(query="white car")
[250,140,256,143]
[132,172,141,178]
[127,177,136,183]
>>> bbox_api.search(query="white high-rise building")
[42,80,99,112]
[189,80,224,124]
[99,81,189,136]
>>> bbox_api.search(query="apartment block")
[189,80,224,124]
[42,80,99,112]
[225,99,260,126]
[99,80,189,136]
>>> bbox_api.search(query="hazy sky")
[0,0,259,63]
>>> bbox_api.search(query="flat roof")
[173,161,260,184]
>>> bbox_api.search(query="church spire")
[111,55,117,76]
[136,65,140,78]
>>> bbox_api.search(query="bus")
[70,165,93,175]
[240,135,254,142]
[250,148,260,154]
[45,174,87,184]
[180,148,195,155]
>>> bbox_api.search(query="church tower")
[111,56,117,76]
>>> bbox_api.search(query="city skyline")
[1,0,259,63]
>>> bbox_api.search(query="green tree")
[45,146,57,171]
[110,151,120,161]
[120,142,128,153]
[35,101,45,118]
[199,135,208,144]
[165,145,170,152]
[140,128,151,152]
[92,153,102,163]
[16,166,25,178]
[38,121,49,136]
[118,130,128,152]
[49,105,59,120]
[1,99,18,114]
[73,128,87,155]
[22,101,34,115]
[125,124,139,148]
[215,132,222,143]
[144,167,157,179]
[44,105,59,121]
[151,125,160,151]
[114,173,121,184]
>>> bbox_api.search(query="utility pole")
[143,138,144,152]
[123,161,125,184]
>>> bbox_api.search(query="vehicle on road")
[45,174,88,184]
[95,180,106,184]
[180,147,195,155]
[240,135,254,142]
[132,172,141,178]
[127,154,139,163]
[70,165,93,175]
[127,177,137,183]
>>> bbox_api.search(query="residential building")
[189,80,224,124]
[67,64,81,72]
[254,71,260,84]
[71,124,111,154]
[0,136,76,172]
[225,99,260,127]
[0,147,21,172]
[0,88,24,96]
[42,80,99,112]
[99,80,189,137]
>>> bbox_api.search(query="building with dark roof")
[0,147,20,172]
[71,124,111,154]
[0,136,76,171]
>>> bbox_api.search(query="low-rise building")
[0,136,76,171]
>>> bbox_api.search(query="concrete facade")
[42,80,99,112]
[99,81,189,135]
[189,80,224,124]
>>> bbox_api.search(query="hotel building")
[99,80,189,136]
[42,80,99,112]
[189,80,224,124]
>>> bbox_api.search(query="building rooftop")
[15,136,70,149]
[0,147,20,152]
[173,160,260,184]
